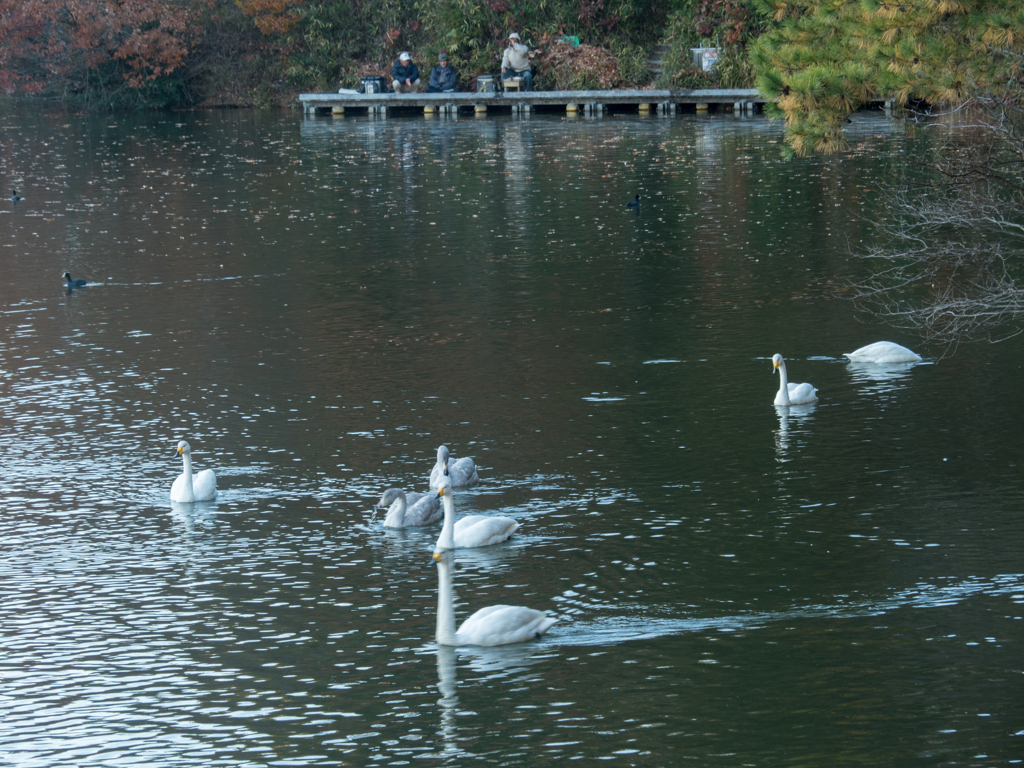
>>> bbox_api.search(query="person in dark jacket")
[391,52,421,93]
[425,53,459,93]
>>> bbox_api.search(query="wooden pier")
[299,88,764,117]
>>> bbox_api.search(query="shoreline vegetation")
[3,1,1018,171]
[0,0,766,111]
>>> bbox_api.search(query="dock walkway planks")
[299,88,764,116]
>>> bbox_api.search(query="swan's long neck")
[436,550,458,645]
[181,451,195,497]
[437,492,455,550]
[777,360,791,405]
[383,494,406,527]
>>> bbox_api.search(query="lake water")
[1,104,1022,767]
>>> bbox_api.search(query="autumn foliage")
[235,0,302,35]
[0,0,748,108]
[0,0,198,97]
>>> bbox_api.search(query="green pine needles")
[752,0,1024,155]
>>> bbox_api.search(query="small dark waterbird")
[625,194,641,208]
[10,188,23,202]
[63,272,87,287]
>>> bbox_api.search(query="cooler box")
[476,75,501,93]
[361,76,388,94]
[690,48,719,72]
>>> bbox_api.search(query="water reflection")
[773,402,817,461]
[429,642,550,760]
[2,105,1023,767]
[435,645,463,759]
[845,360,921,397]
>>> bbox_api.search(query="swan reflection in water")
[169,499,219,534]
[435,645,461,760]
[774,402,817,461]
[845,360,919,398]
[431,643,548,759]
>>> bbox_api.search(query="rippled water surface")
[1,106,1022,766]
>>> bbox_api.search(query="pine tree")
[751,0,1024,155]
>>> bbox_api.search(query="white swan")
[170,440,217,502]
[433,546,556,646]
[429,445,479,489]
[772,354,817,405]
[843,341,922,364]
[435,472,518,549]
[375,487,443,528]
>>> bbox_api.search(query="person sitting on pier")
[391,52,421,93]
[501,32,533,92]
[425,53,459,93]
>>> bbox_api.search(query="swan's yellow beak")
[437,487,445,498]
[773,360,780,372]
[432,552,442,563]
[175,446,183,456]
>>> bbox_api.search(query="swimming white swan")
[429,444,479,488]
[375,487,443,528]
[433,547,556,646]
[843,341,922,364]
[772,354,817,405]
[170,440,217,502]
[435,473,518,549]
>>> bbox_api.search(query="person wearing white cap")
[501,32,532,91]
[391,52,421,93]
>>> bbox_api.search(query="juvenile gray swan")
[429,444,479,489]
[375,488,443,528]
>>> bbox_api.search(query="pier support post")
[696,103,709,112]
[659,101,676,115]
[474,103,487,114]
[567,103,580,114]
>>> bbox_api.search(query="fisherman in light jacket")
[501,32,533,91]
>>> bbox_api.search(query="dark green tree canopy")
[752,0,1024,154]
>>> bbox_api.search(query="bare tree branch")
[848,94,1024,349]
